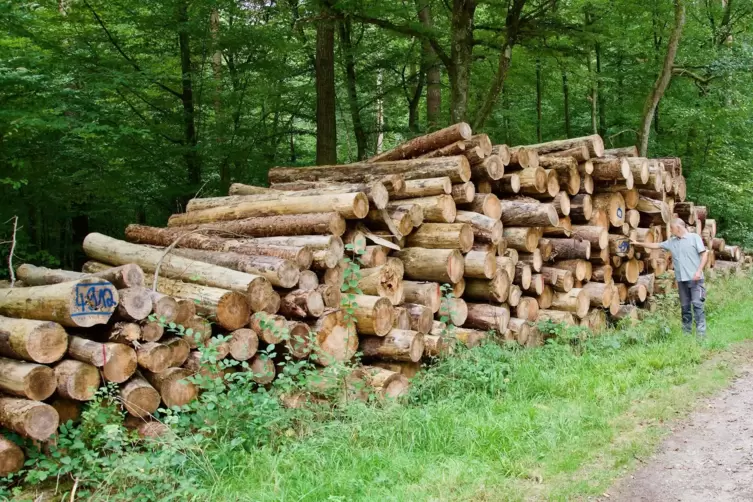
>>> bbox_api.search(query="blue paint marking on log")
[617,208,623,218]
[618,241,629,253]
[74,284,117,314]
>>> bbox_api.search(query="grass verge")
[204,274,753,501]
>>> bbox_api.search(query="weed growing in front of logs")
[0,248,376,500]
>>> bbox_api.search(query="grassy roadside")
[200,274,753,502]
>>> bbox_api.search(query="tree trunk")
[464,303,510,333]
[120,373,161,418]
[164,212,346,237]
[309,309,359,366]
[464,271,510,303]
[392,178,452,199]
[143,367,197,408]
[169,193,369,225]
[581,282,613,308]
[220,183,387,211]
[363,366,410,398]
[551,289,590,318]
[368,123,472,162]
[67,336,137,383]
[451,182,476,204]
[83,233,270,309]
[177,0,201,191]
[272,157,471,184]
[562,70,571,137]
[499,200,558,227]
[525,135,605,158]
[417,0,441,128]
[0,434,25,476]
[347,295,394,336]
[114,287,153,322]
[537,309,576,326]
[167,247,299,288]
[405,223,474,252]
[355,262,405,306]
[155,278,250,331]
[402,281,441,314]
[278,289,325,319]
[0,397,59,440]
[15,263,143,290]
[455,211,503,245]
[0,357,55,401]
[361,329,424,363]
[393,248,464,284]
[338,18,367,160]
[536,58,543,141]
[638,0,686,156]
[0,316,68,364]
[0,278,118,328]
[316,1,337,165]
[464,250,496,279]
[54,359,100,401]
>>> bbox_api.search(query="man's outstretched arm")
[631,240,663,250]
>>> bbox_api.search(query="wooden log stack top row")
[0,123,747,476]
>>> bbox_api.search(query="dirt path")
[606,362,753,502]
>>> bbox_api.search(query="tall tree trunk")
[406,61,424,133]
[449,0,476,123]
[418,0,441,129]
[338,18,367,160]
[376,71,384,153]
[595,41,606,137]
[638,0,686,156]
[177,0,200,190]
[316,2,337,165]
[210,8,230,194]
[536,58,542,142]
[562,70,571,137]
[471,0,528,129]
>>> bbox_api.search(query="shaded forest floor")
[201,275,753,501]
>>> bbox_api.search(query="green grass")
[193,274,753,502]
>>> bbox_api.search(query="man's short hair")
[671,218,686,228]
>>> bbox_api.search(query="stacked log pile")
[0,124,747,475]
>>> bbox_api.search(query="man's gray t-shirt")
[660,233,707,282]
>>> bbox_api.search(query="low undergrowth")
[3,273,753,501]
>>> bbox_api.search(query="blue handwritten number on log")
[73,283,116,316]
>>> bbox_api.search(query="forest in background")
[2,0,752,272]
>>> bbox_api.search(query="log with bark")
[272,156,471,185]
[591,264,613,283]
[155,278,251,331]
[356,262,405,305]
[0,278,118,328]
[522,274,545,296]
[499,200,558,227]
[391,177,452,199]
[346,295,394,337]
[0,357,56,401]
[83,233,271,311]
[514,297,540,322]
[120,374,162,418]
[308,309,359,366]
[166,248,299,288]
[0,397,59,441]
[368,123,472,162]
[454,211,503,245]
[143,367,197,408]
[136,342,172,374]
[549,239,591,261]
[514,167,548,195]
[113,287,154,322]
[0,316,68,364]
[405,223,474,253]
[403,303,433,334]
[514,262,532,290]
[464,303,510,333]
[170,191,370,225]
[164,212,347,238]
[450,182,476,204]
[393,248,464,284]
[581,282,614,308]
[537,309,576,326]
[636,196,671,223]
[462,250,495,279]
[278,289,325,319]
[470,155,504,180]
[402,282,441,313]
[551,289,590,318]
[459,194,501,220]
[615,259,641,284]
[67,336,137,383]
[464,270,510,303]
[361,329,425,363]
[591,193,626,227]
[571,225,608,250]
[386,195,456,223]
[525,135,605,158]
[362,366,410,399]
[0,434,25,476]
[570,194,593,222]
[15,263,143,292]
[54,359,100,401]
[541,267,574,292]
[163,336,191,367]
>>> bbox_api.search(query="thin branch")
[83,0,182,99]
[7,216,18,288]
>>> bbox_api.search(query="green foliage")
[2,0,753,272]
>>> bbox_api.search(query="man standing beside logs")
[632,218,709,339]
